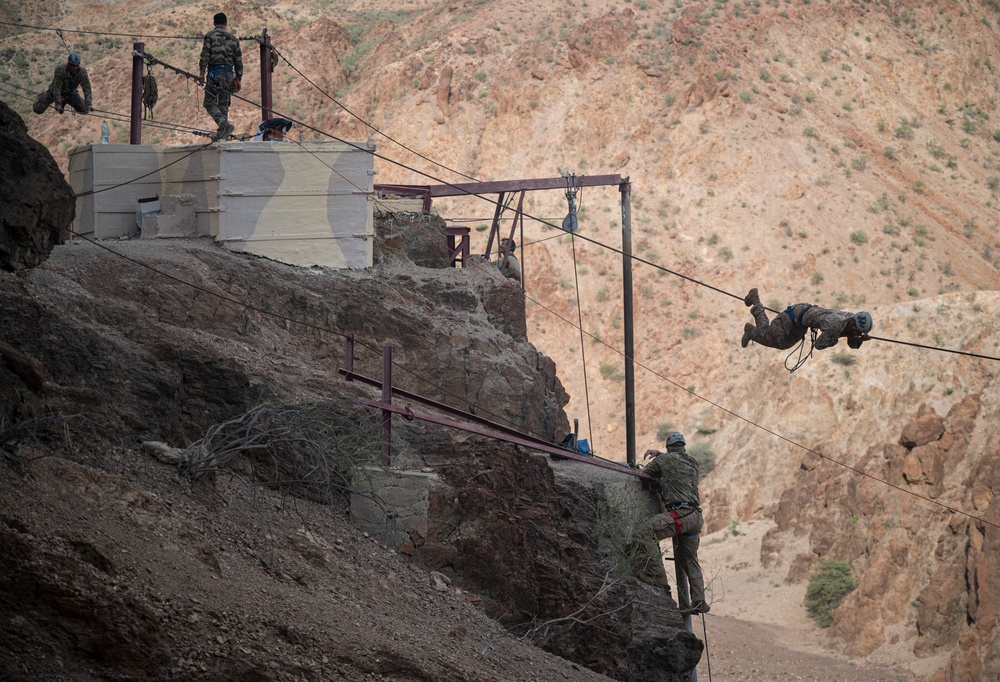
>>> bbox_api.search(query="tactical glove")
[55,104,64,114]
[231,77,241,93]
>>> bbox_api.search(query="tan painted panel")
[67,140,374,269]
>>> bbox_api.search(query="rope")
[269,45,481,183]
[784,329,817,373]
[700,613,712,682]
[570,231,595,454]
[0,19,203,40]
[46,48,1000,521]
[868,334,1000,362]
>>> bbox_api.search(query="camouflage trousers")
[639,507,705,606]
[747,303,807,350]
[203,70,234,127]
[33,89,87,115]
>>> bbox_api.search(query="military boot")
[741,322,754,348]
[216,122,235,141]
[744,287,760,308]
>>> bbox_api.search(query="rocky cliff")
[0,104,702,680]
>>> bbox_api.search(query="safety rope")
[141,63,158,120]
[784,328,817,373]
[570,231,595,455]
[565,173,594,453]
[700,613,713,682]
[47,64,1000,529]
[269,45,481,183]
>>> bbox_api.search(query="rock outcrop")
[0,99,73,271]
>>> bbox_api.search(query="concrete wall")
[350,467,439,548]
[68,140,375,269]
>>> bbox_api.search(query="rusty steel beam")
[426,174,626,197]
[130,43,144,144]
[357,398,650,480]
[339,366,555,449]
[259,30,273,124]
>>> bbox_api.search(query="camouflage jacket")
[790,303,862,350]
[49,63,92,107]
[643,446,700,510]
[199,27,243,78]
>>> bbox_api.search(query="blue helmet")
[68,52,81,66]
[666,432,686,447]
[852,311,873,334]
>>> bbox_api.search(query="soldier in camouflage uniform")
[740,288,872,350]
[199,12,243,141]
[33,52,92,115]
[639,432,709,614]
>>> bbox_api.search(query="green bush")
[656,423,674,441]
[687,441,716,478]
[806,561,857,627]
[830,352,857,366]
[849,230,869,245]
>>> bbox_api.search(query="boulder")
[0,99,74,271]
[900,413,945,448]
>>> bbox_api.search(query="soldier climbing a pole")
[199,11,243,141]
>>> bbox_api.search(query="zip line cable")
[0,19,203,40]
[7,28,999,362]
[510,277,1000,530]
[269,45,481,184]
[46,48,1000,520]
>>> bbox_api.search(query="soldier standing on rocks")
[740,287,872,351]
[640,432,709,614]
[199,12,242,141]
[33,52,92,115]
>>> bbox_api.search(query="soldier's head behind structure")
[214,12,228,26]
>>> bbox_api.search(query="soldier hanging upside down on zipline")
[740,287,872,351]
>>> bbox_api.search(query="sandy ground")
[692,520,923,682]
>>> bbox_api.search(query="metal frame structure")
[339,333,648,479]
[340,332,701,640]
[374,174,639,466]
[130,32,275,144]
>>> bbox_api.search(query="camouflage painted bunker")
[68,141,376,268]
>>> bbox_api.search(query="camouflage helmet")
[68,52,81,66]
[852,311,873,334]
[665,432,686,447]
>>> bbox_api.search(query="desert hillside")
[4,0,1000,679]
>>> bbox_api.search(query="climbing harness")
[666,504,700,537]
[781,303,817,372]
[141,62,158,120]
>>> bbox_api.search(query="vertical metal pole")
[485,191,505,257]
[517,190,525,290]
[259,30,272,124]
[344,332,354,379]
[129,42,144,144]
[381,346,392,466]
[621,180,636,467]
[674,536,698,682]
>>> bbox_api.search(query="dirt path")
[692,520,927,681]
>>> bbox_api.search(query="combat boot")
[741,322,754,348]
[744,287,760,308]
[216,122,235,141]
